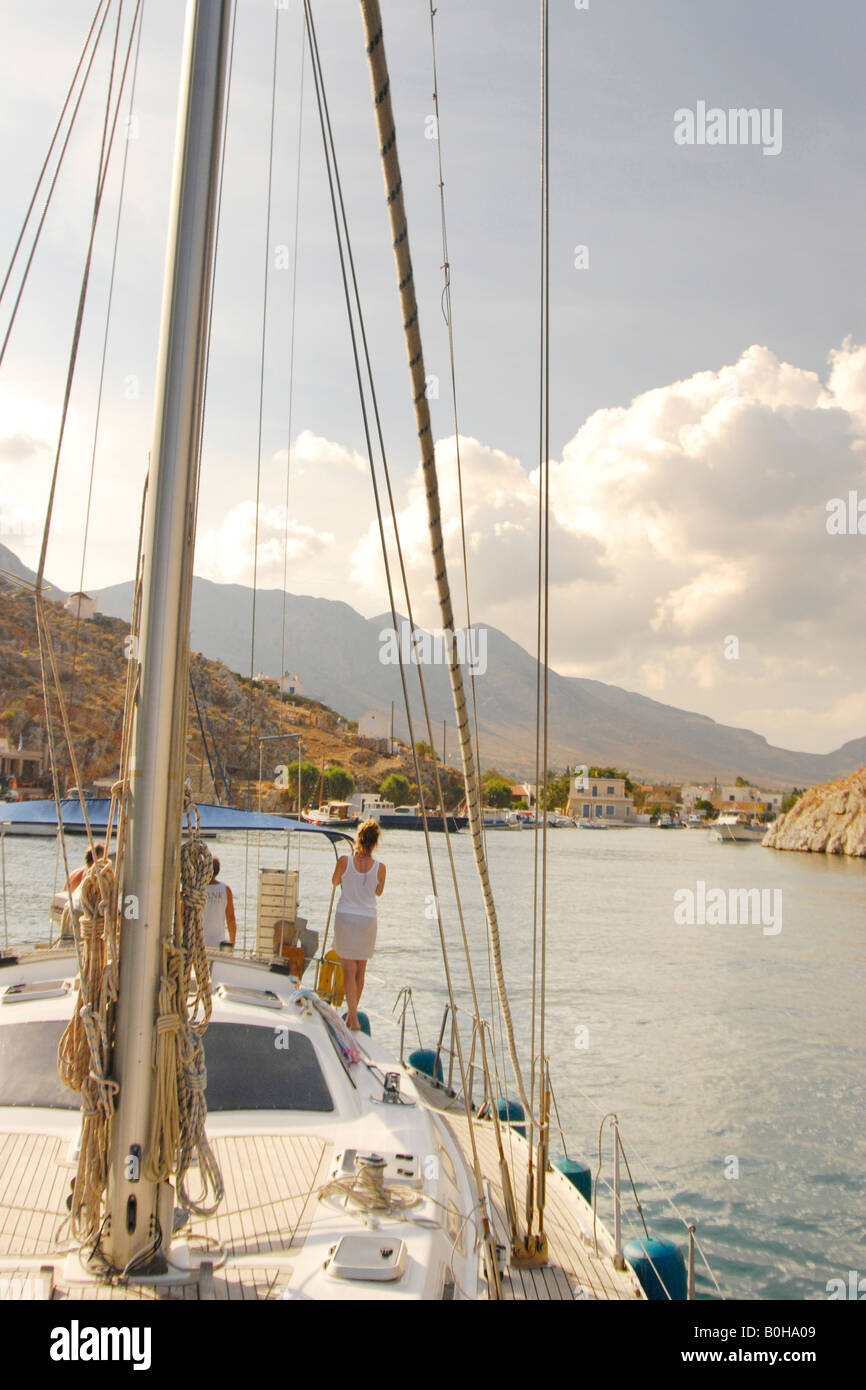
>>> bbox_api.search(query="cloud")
[0,432,51,462]
[196,501,334,586]
[281,429,367,474]
[543,341,866,748]
[347,434,604,625]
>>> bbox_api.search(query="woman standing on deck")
[331,819,386,1030]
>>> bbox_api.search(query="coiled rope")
[319,1153,423,1217]
[145,800,223,1216]
[57,854,120,1242]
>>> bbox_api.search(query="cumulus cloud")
[282,429,367,474]
[347,435,604,627]
[543,341,866,748]
[196,501,334,586]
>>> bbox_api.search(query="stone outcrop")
[763,768,866,856]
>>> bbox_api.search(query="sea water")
[3,824,863,1300]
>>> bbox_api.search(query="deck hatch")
[0,980,72,1005]
[325,1235,407,1282]
[215,983,283,1011]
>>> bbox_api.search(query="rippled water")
[3,823,864,1300]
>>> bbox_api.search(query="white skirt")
[333,909,378,961]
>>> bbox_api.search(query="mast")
[103,0,233,1272]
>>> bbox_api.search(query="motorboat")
[305,801,359,828]
[709,814,767,843]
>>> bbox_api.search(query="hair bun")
[356,818,381,852]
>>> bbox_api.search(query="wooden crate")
[255,868,298,957]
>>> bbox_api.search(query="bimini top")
[0,799,353,845]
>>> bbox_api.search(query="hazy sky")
[0,0,864,755]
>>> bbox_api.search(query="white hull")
[709,824,766,843]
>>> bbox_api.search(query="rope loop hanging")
[57,853,120,1243]
[145,792,223,1215]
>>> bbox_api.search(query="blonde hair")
[355,819,380,854]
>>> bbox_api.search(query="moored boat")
[305,800,359,828]
[709,814,767,843]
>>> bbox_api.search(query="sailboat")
[0,0,713,1303]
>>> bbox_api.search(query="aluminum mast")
[103,0,233,1273]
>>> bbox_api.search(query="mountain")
[2,545,858,786]
[0,541,65,599]
[85,567,865,787]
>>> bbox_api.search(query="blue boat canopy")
[0,798,353,845]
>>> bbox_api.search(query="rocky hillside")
[0,585,458,808]
[763,768,866,856]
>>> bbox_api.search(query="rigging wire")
[240,3,281,946]
[279,18,306,735]
[246,3,282,801]
[357,1,543,1156]
[527,0,552,1232]
[0,0,108,309]
[29,0,146,981]
[305,0,515,1153]
[304,0,510,1280]
[71,0,146,685]
[35,0,140,588]
[539,0,554,1240]
[426,0,504,1075]
[0,1,115,369]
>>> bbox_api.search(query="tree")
[323,765,354,800]
[735,776,749,787]
[694,799,716,819]
[414,740,434,759]
[543,772,571,810]
[380,773,411,804]
[781,788,802,814]
[279,760,320,811]
[485,777,514,808]
[439,771,464,811]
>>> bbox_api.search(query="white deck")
[0,949,642,1301]
[440,1112,642,1300]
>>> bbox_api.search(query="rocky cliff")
[763,768,866,856]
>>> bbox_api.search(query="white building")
[718,785,783,812]
[358,709,392,746]
[64,592,97,620]
[681,784,716,809]
[684,783,784,814]
[566,774,634,824]
[279,672,302,696]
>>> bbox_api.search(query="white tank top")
[338,854,379,917]
[202,881,228,946]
